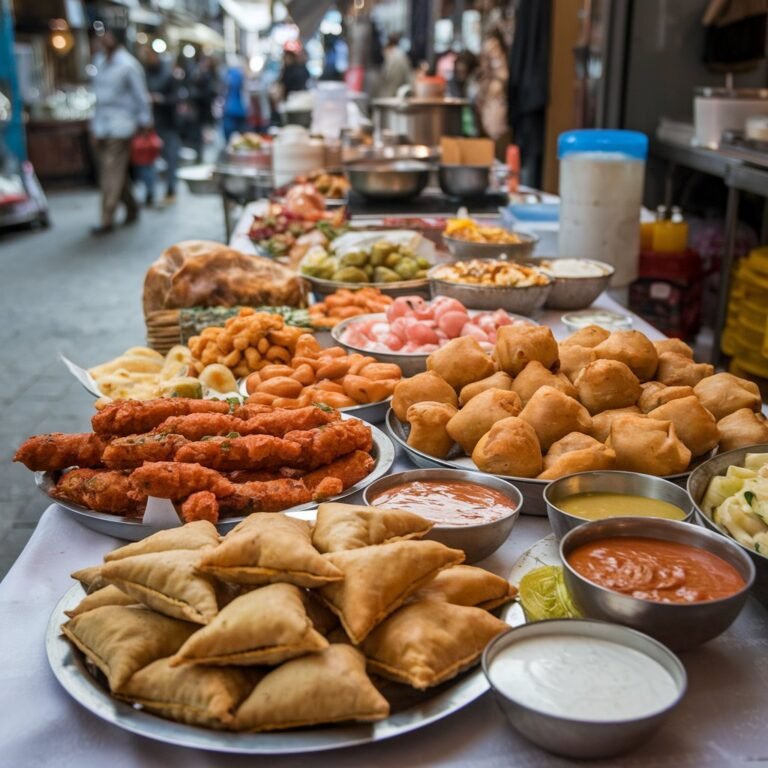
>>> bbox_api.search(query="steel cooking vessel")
[372,98,468,147]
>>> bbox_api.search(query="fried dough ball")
[561,325,610,349]
[574,360,641,415]
[427,337,495,391]
[693,373,761,422]
[510,361,577,405]
[638,383,695,414]
[607,415,691,475]
[459,371,513,406]
[593,331,658,382]
[717,409,768,452]
[494,325,559,377]
[558,344,597,383]
[519,386,592,452]
[471,417,543,477]
[446,388,523,454]
[392,371,458,422]
[538,432,617,480]
[406,401,458,459]
[653,338,694,359]
[590,406,643,443]
[648,396,719,457]
[655,352,714,387]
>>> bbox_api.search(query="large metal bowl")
[442,233,539,261]
[438,165,490,198]
[687,443,768,605]
[560,517,756,651]
[362,468,522,563]
[522,257,614,310]
[544,471,694,541]
[344,161,432,201]
[305,276,430,302]
[483,620,686,760]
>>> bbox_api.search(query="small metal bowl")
[483,619,686,759]
[344,161,432,201]
[544,471,694,541]
[438,165,490,198]
[362,468,522,563]
[523,257,614,310]
[442,232,538,261]
[560,517,756,651]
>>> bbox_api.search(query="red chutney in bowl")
[567,536,746,604]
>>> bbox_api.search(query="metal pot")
[372,97,468,148]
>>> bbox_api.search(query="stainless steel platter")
[35,421,395,541]
[46,584,516,754]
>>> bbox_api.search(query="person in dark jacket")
[280,49,310,98]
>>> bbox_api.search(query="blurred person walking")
[377,35,412,97]
[90,26,151,235]
[279,46,310,98]
[222,60,248,141]
[475,30,509,157]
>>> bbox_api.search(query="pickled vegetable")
[518,566,581,622]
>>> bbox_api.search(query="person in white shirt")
[90,26,152,235]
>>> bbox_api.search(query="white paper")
[142,496,182,528]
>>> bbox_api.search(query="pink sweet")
[437,310,470,338]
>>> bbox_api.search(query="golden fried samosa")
[574,359,641,414]
[412,565,517,610]
[70,565,108,593]
[104,520,219,562]
[607,415,691,475]
[392,371,458,422]
[459,371,513,405]
[590,406,643,442]
[64,584,136,619]
[471,416,543,477]
[561,324,610,348]
[406,400,458,458]
[446,388,522,454]
[427,336,495,391]
[653,338,694,358]
[538,433,616,480]
[637,383,695,413]
[519,386,592,451]
[593,330,658,382]
[557,344,597,383]
[655,352,714,387]
[494,325,559,377]
[717,409,768,452]
[693,372,762,422]
[510,361,577,404]
[648,396,719,457]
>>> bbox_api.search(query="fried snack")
[519,386,593,452]
[130,462,234,500]
[308,287,393,329]
[197,364,239,395]
[301,450,374,493]
[154,413,251,440]
[426,336,495,391]
[101,433,189,470]
[593,330,659,382]
[471,416,543,477]
[181,491,221,523]
[538,432,617,480]
[655,352,714,387]
[574,359,641,414]
[510,361,577,404]
[392,371,458,422]
[589,406,643,442]
[54,469,145,515]
[653,338,694,358]
[13,433,106,472]
[70,565,108,593]
[494,324,558,377]
[105,521,220,562]
[637,383,695,413]
[92,398,231,437]
[717,409,768,452]
[281,419,372,470]
[608,415,691,475]
[406,401,458,458]
[64,585,137,619]
[560,324,610,349]
[458,371,514,405]
[693,373,762,422]
[446,388,523,454]
[648,396,719,457]
[412,565,517,611]
[558,344,598,383]
[173,434,301,472]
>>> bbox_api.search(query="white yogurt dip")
[539,259,609,278]
[488,634,679,722]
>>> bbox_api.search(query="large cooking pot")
[372,97,468,147]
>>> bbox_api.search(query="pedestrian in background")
[377,35,412,97]
[90,25,151,235]
[222,60,248,141]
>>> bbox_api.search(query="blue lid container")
[558,129,648,160]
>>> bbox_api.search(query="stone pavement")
[0,185,226,578]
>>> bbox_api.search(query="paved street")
[0,185,225,577]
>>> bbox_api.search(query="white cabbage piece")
[745,453,768,472]
[701,475,746,513]
[726,465,757,481]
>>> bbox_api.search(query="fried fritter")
[102,433,189,469]
[129,462,234,500]
[180,491,221,524]
[92,398,231,437]
[226,478,319,513]
[302,450,375,492]
[14,433,106,471]
[174,434,303,472]
[54,469,145,515]
[235,405,341,435]
[284,420,373,470]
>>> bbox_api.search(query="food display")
[300,169,350,199]
[556,493,687,521]
[179,305,313,341]
[535,258,612,278]
[430,259,550,288]
[228,132,269,152]
[307,287,393,329]
[444,218,523,245]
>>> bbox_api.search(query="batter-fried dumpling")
[495,325,559,377]
[471,416,542,477]
[446,388,522,454]
[510,361,577,404]
[70,565,108,593]
[574,360,641,414]
[654,338,694,358]
[427,336,495,391]
[538,433,616,480]
[361,600,508,690]
[638,383,695,413]
[561,324,610,348]
[593,331,658,382]
[116,658,252,729]
[101,549,220,624]
[61,605,197,691]
[694,373,762,421]
[608,416,691,475]
[519,386,592,451]
[64,584,136,619]
[104,520,220,562]
[392,371,458,422]
[412,565,517,610]
[311,502,432,553]
[318,540,464,644]
[590,406,643,442]
[459,371,513,405]
[655,352,714,387]
[558,344,597,383]
[170,583,328,667]
[198,513,343,589]
[236,645,389,731]
[717,409,768,452]
[406,401,458,458]
[648,396,719,457]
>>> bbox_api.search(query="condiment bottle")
[652,206,689,253]
[506,145,520,193]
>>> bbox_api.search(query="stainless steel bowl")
[523,257,614,310]
[560,517,756,651]
[442,233,539,261]
[344,161,432,201]
[438,165,490,198]
[303,274,430,301]
[362,468,522,563]
[544,471,694,541]
[687,443,768,605]
[482,619,686,759]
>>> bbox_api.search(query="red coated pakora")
[14,433,106,471]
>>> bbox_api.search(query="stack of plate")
[144,309,182,354]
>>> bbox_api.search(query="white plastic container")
[558,130,648,288]
[694,88,768,148]
[272,125,325,187]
